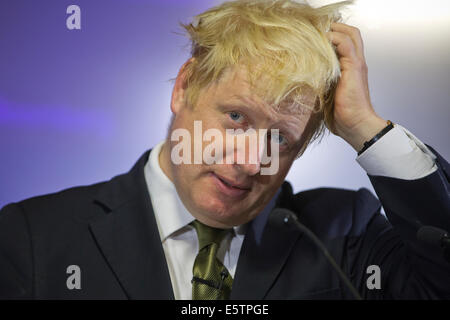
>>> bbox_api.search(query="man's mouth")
[210,172,252,197]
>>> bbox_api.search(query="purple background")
[1,0,449,208]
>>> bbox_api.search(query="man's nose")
[236,161,261,176]
[234,133,264,176]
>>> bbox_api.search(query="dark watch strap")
[357,120,394,156]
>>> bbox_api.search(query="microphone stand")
[274,208,363,300]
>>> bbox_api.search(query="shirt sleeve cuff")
[356,123,438,180]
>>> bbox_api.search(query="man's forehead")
[216,65,315,116]
[229,92,311,117]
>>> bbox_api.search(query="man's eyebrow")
[272,120,302,142]
[218,102,259,115]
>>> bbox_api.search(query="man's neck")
[158,141,175,184]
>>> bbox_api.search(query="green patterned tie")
[191,220,233,300]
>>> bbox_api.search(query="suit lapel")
[231,182,303,299]
[89,150,174,299]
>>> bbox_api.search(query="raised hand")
[326,22,388,152]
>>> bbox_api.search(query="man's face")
[160,63,312,228]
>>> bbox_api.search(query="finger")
[326,31,358,62]
[330,22,365,61]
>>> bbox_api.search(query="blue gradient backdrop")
[1,0,449,208]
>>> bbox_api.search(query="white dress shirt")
[356,123,437,179]
[144,123,438,299]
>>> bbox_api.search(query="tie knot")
[191,220,230,250]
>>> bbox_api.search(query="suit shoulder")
[1,179,111,226]
[289,186,382,237]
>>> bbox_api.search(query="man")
[0,0,449,299]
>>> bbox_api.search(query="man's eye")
[270,132,288,146]
[228,111,244,124]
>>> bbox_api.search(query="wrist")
[338,115,388,152]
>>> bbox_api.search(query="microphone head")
[272,207,298,222]
[417,225,448,246]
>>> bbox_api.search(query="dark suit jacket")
[1,146,449,299]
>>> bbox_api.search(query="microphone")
[416,225,450,262]
[273,208,363,300]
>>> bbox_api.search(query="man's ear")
[170,57,195,115]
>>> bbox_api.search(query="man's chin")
[195,200,252,227]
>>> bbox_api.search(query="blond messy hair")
[178,0,353,154]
